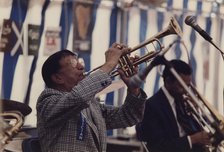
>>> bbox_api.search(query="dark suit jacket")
[137,88,204,152]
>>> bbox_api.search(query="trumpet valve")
[118,55,135,77]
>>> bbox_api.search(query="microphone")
[129,41,177,88]
[185,16,212,42]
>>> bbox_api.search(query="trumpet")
[85,17,183,77]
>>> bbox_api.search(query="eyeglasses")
[57,57,85,74]
[65,58,85,69]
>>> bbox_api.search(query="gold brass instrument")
[85,17,183,77]
[183,84,224,151]
[0,99,31,151]
[0,111,24,148]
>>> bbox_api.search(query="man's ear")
[51,73,64,84]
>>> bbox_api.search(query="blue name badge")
[76,114,86,141]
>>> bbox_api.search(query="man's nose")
[77,58,85,69]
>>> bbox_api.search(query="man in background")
[136,59,211,152]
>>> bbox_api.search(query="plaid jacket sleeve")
[100,89,147,129]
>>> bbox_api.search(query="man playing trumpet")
[36,43,147,152]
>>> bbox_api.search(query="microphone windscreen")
[185,16,196,25]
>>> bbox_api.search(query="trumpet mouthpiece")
[83,72,90,76]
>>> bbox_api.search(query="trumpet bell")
[152,16,183,41]
[167,17,183,37]
[130,16,182,53]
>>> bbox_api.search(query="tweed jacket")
[36,70,146,152]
